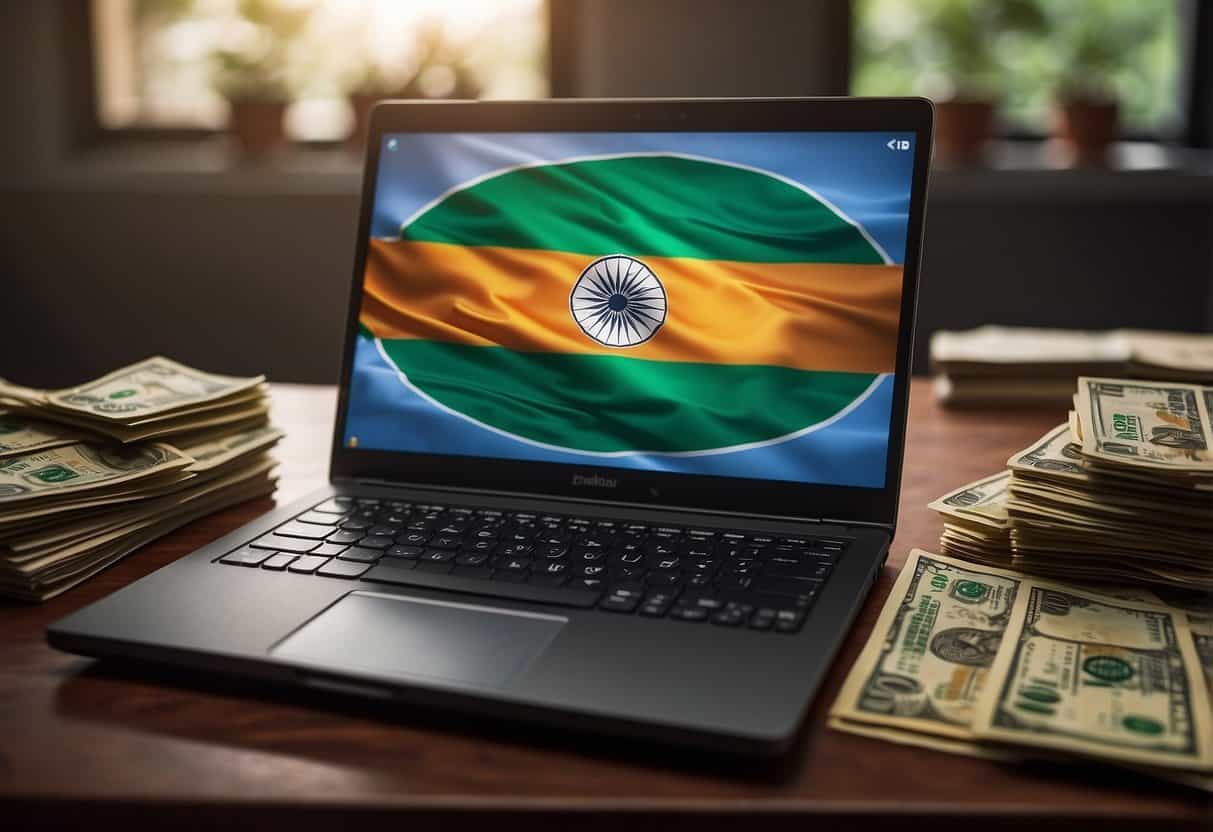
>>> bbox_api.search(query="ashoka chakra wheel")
[570,255,667,348]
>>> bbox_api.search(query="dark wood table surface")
[3,382,1210,830]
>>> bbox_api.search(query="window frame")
[63,0,1212,150]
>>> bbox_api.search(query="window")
[852,0,1186,136]
[89,0,547,142]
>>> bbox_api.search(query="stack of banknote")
[831,548,1213,793]
[931,377,1213,592]
[931,327,1213,407]
[0,357,282,601]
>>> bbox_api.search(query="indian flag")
[358,153,901,455]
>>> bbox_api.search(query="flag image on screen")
[358,152,901,457]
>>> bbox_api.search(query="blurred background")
[2,0,1211,386]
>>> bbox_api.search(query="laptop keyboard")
[217,496,849,633]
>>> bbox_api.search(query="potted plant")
[213,49,291,159]
[1047,12,1159,167]
[913,0,1047,166]
[210,0,312,160]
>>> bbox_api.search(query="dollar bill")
[0,412,82,458]
[179,424,283,473]
[0,442,193,504]
[830,549,1025,739]
[45,356,264,422]
[1076,378,1213,473]
[927,471,1010,529]
[972,581,1213,771]
[1191,614,1213,691]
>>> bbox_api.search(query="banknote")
[827,716,1021,761]
[45,356,264,422]
[927,471,1010,529]
[0,442,193,504]
[830,549,1024,739]
[972,581,1213,771]
[1076,378,1213,472]
[0,412,82,458]
[180,423,283,472]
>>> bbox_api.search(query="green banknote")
[0,412,80,458]
[0,442,193,504]
[973,581,1213,771]
[1076,377,1213,472]
[927,471,1010,530]
[830,549,1024,740]
[46,356,264,421]
[179,423,283,472]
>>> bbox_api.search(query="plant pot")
[1055,96,1118,167]
[348,92,382,153]
[227,98,288,160]
[934,97,996,167]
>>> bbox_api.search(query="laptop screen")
[342,130,916,489]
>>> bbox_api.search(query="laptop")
[48,98,933,756]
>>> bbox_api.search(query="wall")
[1,3,1212,388]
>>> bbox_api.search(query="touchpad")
[272,591,566,689]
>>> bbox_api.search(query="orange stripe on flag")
[360,239,902,374]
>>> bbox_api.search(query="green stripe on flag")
[401,155,883,265]
[378,338,877,453]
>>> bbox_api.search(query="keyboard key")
[572,577,607,592]
[326,529,364,545]
[359,566,605,608]
[415,560,454,574]
[287,555,331,574]
[317,559,372,579]
[296,511,341,526]
[313,498,351,514]
[611,565,645,581]
[753,576,822,596]
[357,534,396,549]
[775,610,807,633]
[396,531,430,547]
[645,570,680,586]
[670,606,708,622]
[748,610,775,630]
[639,590,678,617]
[421,548,457,563]
[600,588,641,613]
[339,518,373,531]
[497,542,534,557]
[367,524,402,537]
[260,553,296,571]
[528,573,569,587]
[355,498,380,507]
[385,544,423,560]
[272,521,332,540]
[717,575,753,592]
[497,557,532,572]
[220,546,274,566]
[338,546,383,564]
[452,565,491,580]
[455,551,490,567]
[429,535,462,550]
[493,570,529,583]
[763,562,831,581]
[250,534,319,554]
[311,543,349,558]
[712,609,745,626]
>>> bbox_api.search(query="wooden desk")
[2,382,1209,830]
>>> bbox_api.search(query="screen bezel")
[329,97,933,529]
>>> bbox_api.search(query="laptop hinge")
[343,477,892,533]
